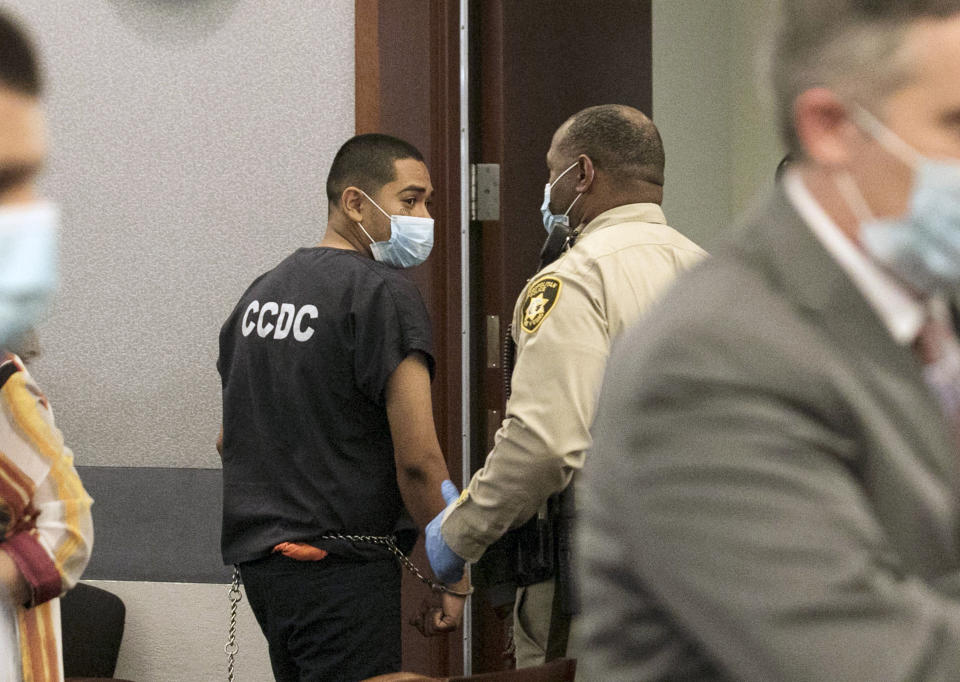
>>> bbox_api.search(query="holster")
[512,486,579,617]
[473,500,555,611]
[514,495,557,586]
[513,486,579,663]
[553,483,579,617]
[474,485,580,615]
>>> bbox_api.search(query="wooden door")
[355,0,652,675]
[469,0,652,672]
[356,0,465,675]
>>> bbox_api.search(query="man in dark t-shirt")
[217,134,469,681]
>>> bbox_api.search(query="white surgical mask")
[836,105,960,294]
[356,190,434,269]
[541,162,582,235]
[0,201,58,347]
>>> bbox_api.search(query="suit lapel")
[728,187,958,485]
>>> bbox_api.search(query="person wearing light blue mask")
[0,52,58,350]
[218,133,469,682]
[354,188,434,269]
[0,202,59,347]
[835,103,960,295]
[425,104,706,669]
[566,6,960,682]
[0,11,93,682]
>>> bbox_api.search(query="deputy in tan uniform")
[426,104,707,667]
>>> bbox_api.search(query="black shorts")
[239,554,402,682]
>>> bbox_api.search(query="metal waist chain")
[225,533,472,679]
[225,566,241,681]
[320,532,474,597]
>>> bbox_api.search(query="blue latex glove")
[425,479,466,584]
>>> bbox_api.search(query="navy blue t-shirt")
[218,247,434,565]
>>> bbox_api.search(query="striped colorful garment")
[0,353,93,682]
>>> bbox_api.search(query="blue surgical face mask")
[541,162,582,235]
[0,202,58,348]
[356,190,434,269]
[836,105,960,294]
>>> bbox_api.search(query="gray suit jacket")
[576,188,960,681]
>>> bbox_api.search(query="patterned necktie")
[914,303,960,434]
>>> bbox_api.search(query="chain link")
[225,566,242,681]
[320,533,473,597]
[224,534,471,680]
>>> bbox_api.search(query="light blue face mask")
[356,190,434,269]
[0,202,58,348]
[540,162,582,235]
[837,105,960,294]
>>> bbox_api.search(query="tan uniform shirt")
[442,203,707,561]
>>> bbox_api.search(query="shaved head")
[553,104,664,188]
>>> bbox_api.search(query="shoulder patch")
[521,277,562,333]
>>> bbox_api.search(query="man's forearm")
[396,450,455,531]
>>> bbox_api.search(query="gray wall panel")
[80,466,229,583]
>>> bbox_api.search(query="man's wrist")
[446,573,471,594]
[440,582,473,597]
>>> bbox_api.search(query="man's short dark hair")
[770,0,960,151]
[0,11,41,97]
[326,133,425,206]
[556,105,665,187]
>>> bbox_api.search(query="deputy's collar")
[577,203,666,240]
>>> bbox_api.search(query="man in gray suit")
[577,1,960,680]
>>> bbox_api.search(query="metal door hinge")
[470,163,500,221]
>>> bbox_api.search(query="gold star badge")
[521,277,562,333]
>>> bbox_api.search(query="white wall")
[88,580,273,682]
[652,0,783,248]
[14,0,355,470]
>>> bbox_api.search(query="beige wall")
[653,0,784,248]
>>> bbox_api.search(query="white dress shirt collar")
[783,168,926,345]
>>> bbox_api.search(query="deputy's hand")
[425,480,466,583]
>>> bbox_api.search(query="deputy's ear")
[794,88,860,167]
[574,155,596,193]
[341,187,365,222]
